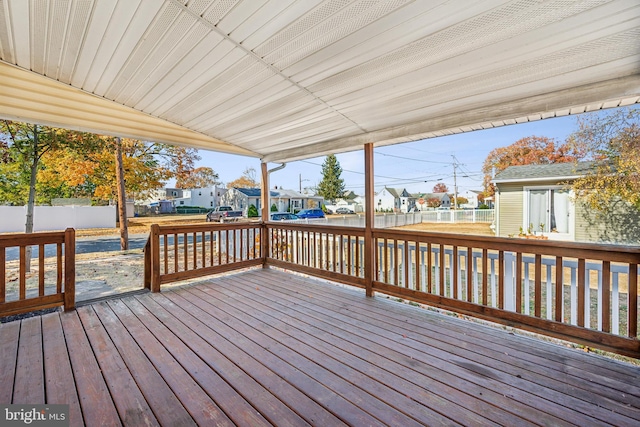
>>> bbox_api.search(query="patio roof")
[1,0,639,163]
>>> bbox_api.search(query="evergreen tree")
[317,155,345,203]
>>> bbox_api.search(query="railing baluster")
[577,258,586,327]
[183,233,188,271]
[39,244,45,296]
[516,253,522,313]
[174,233,179,273]
[482,248,488,306]
[57,243,62,293]
[534,254,542,318]
[404,240,410,288]
[427,243,432,293]
[19,246,26,300]
[0,247,5,303]
[498,250,504,309]
[202,231,207,265]
[415,242,421,292]
[163,235,168,275]
[602,261,611,333]
[451,245,460,299]
[555,256,563,322]
[393,240,398,286]
[439,245,445,296]
[193,232,198,269]
[466,248,472,302]
[629,264,638,338]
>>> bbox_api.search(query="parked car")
[296,208,325,219]
[335,207,355,214]
[206,206,243,223]
[270,212,299,221]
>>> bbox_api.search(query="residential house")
[222,188,323,215]
[493,162,639,244]
[189,185,228,209]
[376,187,414,212]
[413,192,451,211]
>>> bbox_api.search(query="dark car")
[335,207,355,214]
[270,212,299,221]
[296,208,325,219]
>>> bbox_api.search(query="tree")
[0,121,99,269]
[569,108,640,210]
[426,197,441,208]
[247,204,259,217]
[482,136,584,197]
[317,155,345,203]
[227,167,258,188]
[165,147,220,189]
[454,196,469,208]
[432,182,449,193]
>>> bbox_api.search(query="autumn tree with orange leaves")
[482,136,584,197]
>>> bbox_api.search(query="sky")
[186,109,614,198]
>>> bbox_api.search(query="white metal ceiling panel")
[0,0,638,163]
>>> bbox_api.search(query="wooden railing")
[0,228,75,317]
[148,222,263,291]
[266,222,366,288]
[265,222,640,358]
[370,229,640,357]
[144,221,640,357]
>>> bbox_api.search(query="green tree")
[568,108,640,210]
[317,155,345,203]
[247,204,259,217]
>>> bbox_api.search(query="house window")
[210,201,213,206]
[526,187,571,234]
[210,192,213,196]
[198,192,201,196]
[180,201,184,205]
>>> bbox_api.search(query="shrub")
[270,203,278,212]
[248,204,259,217]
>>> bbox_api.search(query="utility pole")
[452,155,458,210]
[299,174,309,193]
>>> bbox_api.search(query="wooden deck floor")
[1,268,639,426]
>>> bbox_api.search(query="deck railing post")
[150,224,161,292]
[364,143,375,297]
[261,162,270,265]
[63,228,75,311]
[143,237,151,289]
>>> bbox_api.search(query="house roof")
[0,1,638,163]
[493,162,596,183]
[414,193,450,201]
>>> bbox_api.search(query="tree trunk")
[115,137,129,250]
[24,126,39,272]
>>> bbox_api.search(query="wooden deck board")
[13,317,44,404]
[76,305,158,426]
[214,273,572,426]
[0,320,20,404]
[268,271,640,415]
[0,268,638,426]
[237,270,639,425]
[41,313,84,427]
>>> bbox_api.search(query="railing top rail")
[0,230,67,247]
[266,221,365,235]
[372,228,640,262]
[154,221,261,234]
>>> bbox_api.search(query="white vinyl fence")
[296,209,494,228]
[0,206,116,233]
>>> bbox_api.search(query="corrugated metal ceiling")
[0,0,639,162]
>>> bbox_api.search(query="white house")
[377,187,414,212]
[189,185,227,209]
